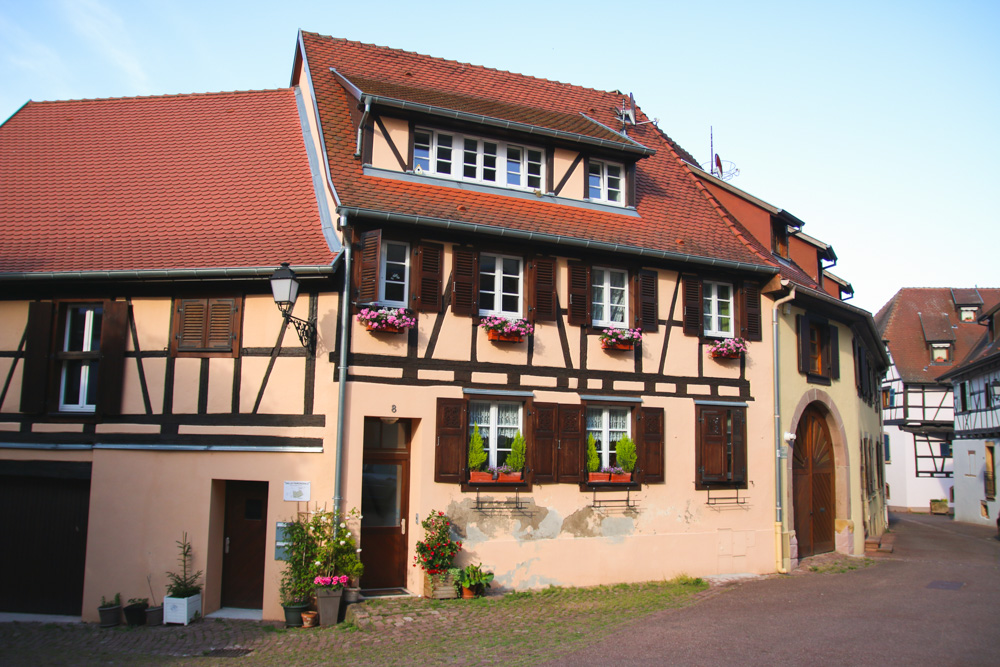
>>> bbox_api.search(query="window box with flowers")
[357,307,417,334]
[480,315,534,343]
[600,327,642,350]
[415,510,463,599]
[708,337,748,359]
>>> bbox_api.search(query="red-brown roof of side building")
[0,89,333,275]
[299,32,775,270]
[876,287,1000,384]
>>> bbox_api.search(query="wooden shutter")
[567,262,590,326]
[796,315,810,374]
[20,301,54,414]
[435,397,466,483]
[640,407,665,483]
[413,242,443,313]
[175,299,207,351]
[682,276,702,337]
[636,270,658,332]
[626,163,636,207]
[741,281,762,342]
[206,298,239,352]
[531,402,558,483]
[530,257,557,322]
[827,325,840,380]
[451,247,478,316]
[697,405,729,486]
[97,300,128,416]
[357,229,382,305]
[556,405,584,483]
[731,408,747,484]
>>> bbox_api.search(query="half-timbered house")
[876,288,1000,514]
[939,300,1000,526]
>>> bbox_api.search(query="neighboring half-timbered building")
[939,300,1000,526]
[876,288,1000,513]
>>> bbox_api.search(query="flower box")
[487,330,524,343]
[469,470,494,484]
[163,593,201,625]
[610,472,633,483]
[588,472,611,483]
[366,323,405,334]
[423,572,458,599]
[602,341,634,351]
[707,337,748,359]
[357,307,416,333]
[496,471,523,483]
[710,350,742,359]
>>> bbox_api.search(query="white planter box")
[163,593,201,625]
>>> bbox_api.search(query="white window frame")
[413,127,544,192]
[59,305,101,413]
[591,267,629,327]
[588,159,624,206]
[469,401,522,468]
[378,240,410,308]
[586,406,631,468]
[703,280,735,338]
[478,253,523,318]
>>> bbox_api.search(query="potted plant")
[145,575,163,626]
[310,507,363,625]
[468,424,492,483]
[335,525,365,604]
[614,435,637,482]
[480,315,534,343]
[97,593,121,628]
[415,510,462,599]
[455,563,494,599]
[123,597,149,627]
[164,532,202,625]
[279,515,318,627]
[312,574,348,625]
[587,433,609,483]
[357,306,417,334]
[497,431,526,482]
[600,327,642,350]
[708,337,748,359]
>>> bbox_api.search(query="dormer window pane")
[463,139,478,178]
[414,131,431,171]
[606,164,622,202]
[589,159,625,206]
[507,146,523,186]
[483,142,497,182]
[527,150,542,189]
[413,127,543,193]
[435,133,453,174]
[931,344,951,363]
[960,307,976,322]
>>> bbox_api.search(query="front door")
[360,418,410,591]
[793,407,835,557]
[221,481,268,608]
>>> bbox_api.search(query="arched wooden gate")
[793,405,835,557]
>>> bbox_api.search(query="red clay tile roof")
[0,89,333,275]
[300,32,774,271]
[876,287,1000,383]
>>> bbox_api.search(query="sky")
[2,0,997,315]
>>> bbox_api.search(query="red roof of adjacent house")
[298,32,774,270]
[875,288,1000,383]
[0,89,333,275]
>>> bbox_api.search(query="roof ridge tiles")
[20,88,294,109]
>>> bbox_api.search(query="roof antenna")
[701,126,740,181]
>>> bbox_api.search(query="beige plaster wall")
[371,116,410,171]
[552,148,584,198]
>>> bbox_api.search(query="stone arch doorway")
[793,404,835,557]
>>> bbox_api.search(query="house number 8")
[391,405,396,413]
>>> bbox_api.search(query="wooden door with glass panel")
[360,418,410,591]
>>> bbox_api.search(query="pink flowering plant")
[357,307,417,331]
[479,315,534,337]
[600,327,642,346]
[314,574,349,590]
[707,337,749,357]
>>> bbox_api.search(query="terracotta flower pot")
[366,323,405,333]
[588,472,611,483]
[487,330,524,343]
[301,611,318,628]
[469,470,494,484]
[610,472,633,483]
[497,471,522,483]
[602,341,634,350]
[710,350,741,359]
[461,585,476,599]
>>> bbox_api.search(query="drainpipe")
[773,283,796,573]
[354,99,371,158]
[334,213,352,513]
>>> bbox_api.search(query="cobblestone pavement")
[0,547,883,665]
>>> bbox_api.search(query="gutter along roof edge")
[0,260,341,282]
[339,206,777,276]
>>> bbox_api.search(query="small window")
[931,343,951,363]
[883,433,891,463]
[586,406,631,468]
[413,127,543,192]
[798,315,839,384]
[703,281,734,338]
[591,267,628,327]
[468,401,522,467]
[58,304,103,413]
[695,403,747,489]
[171,298,242,358]
[809,323,825,374]
[985,443,996,500]
[588,160,624,205]
[479,254,522,317]
[960,307,977,322]
[379,241,410,307]
[881,388,892,409]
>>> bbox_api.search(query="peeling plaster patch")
[462,524,490,549]
[512,507,560,541]
[600,515,635,542]
[562,506,601,537]
[500,558,565,590]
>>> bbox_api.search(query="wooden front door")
[360,418,410,591]
[221,481,268,609]
[793,407,835,557]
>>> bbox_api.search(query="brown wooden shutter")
[531,402,558,483]
[175,299,207,351]
[582,157,591,199]
[682,276,702,337]
[413,242,443,313]
[697,405,729,486]
[731,408,747,484]
[556,405,584,483]
[530,257,557,322]
[435,397,467,484]
[206,298,239,353]
[567,262,590,326]
[626,163,636,207]
[640,407,665,483]
[742,281,762,341]
[451,247,478,316]
[797,314,810,374]
[20,301,54,414]
[97,300,128,416]
[357,229,382,305]
[636,270,658,332]
[827,325,840,380]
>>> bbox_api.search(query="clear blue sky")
[2,0,997,314]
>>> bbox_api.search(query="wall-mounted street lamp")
[270,262,316,354]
